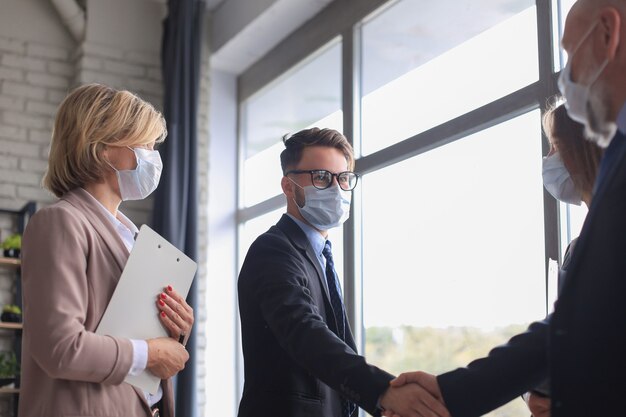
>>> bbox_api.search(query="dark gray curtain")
[154,0,205,416]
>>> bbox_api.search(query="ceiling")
[141,0,334,74]
[209,0,334,74]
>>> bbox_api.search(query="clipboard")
[96,224,197,394]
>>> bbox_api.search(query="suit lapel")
[62,188,130,274]
[276,215,358,352]
[276,214,357,352]
[591,131,626,202]
[276,215,334,317]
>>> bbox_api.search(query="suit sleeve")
[437,319,550,417]
[21,206,133,384]
[242,233,393,415]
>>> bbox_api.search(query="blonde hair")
[44,84,167,197]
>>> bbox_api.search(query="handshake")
[379,371,450,417]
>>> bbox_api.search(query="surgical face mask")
[290,179,351,230]
[108,147,163,201]
[558,22,608,125]
[542,152,582,206]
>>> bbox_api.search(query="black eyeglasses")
[285,169,359,191]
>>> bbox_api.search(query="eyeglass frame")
[284,169,360,191]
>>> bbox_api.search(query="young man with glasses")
[237,128,449,417]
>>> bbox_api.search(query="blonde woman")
[19,84,194,417]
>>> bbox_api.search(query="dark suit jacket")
[237,215,393,417]
[437,131,626,416]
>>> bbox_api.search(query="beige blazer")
[18,188,175,417]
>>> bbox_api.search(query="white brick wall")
[75,43,164,110]
[195,34,211,416]
[0,36,65,213]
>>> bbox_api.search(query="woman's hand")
[146,337,189,379]
[156,285,194,345]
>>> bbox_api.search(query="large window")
[361,0,538,155]
[241,40,342,208]
[362,111,545,416]
[234,1,575,415]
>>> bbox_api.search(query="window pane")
[559,202,588,258]
[362,111,545,416]
[241,40,343,207]
[239,207,286,270]
[553,0,576,70]
[361,0,538,156]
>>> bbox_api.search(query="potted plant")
[1,234,21,258]
[0,351,19,388]
[0,305,21,323]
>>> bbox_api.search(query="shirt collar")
[286,213,326,256]
[81,189,139,236]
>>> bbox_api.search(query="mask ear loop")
[104,160,117,172]
[566,22,606,87]
[286,176,306,208]
[126,146,140,167]
[103,146,139,172]
[569,21,599,60]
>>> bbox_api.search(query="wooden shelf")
[0,258,20,267]
[0,388,18,394]
[0,323,21,330]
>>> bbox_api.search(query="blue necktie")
[322,240,355,417]
[322,240,346,339]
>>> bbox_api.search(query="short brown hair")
[542,101,603,197]
[44,84,167,197]
[280,128,354,174]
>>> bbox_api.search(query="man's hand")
[381,371,450,417]
[523,392,551,417]
[146,337,189,379]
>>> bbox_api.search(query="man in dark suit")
[237,128,450,417]
[385,1,626,416]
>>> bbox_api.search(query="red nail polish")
[161,293,167,299]
[159,300,165,306]
[167,285,173,292]
[161,311,166,318]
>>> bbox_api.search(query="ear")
[599,7,621,61]
[281,176,293,198]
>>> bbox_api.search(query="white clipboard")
[96,224,197,394]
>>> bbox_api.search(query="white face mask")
[558,22,608,126]
[290,179,351,230]
[542,152,582,206]
[108,147,163,201]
